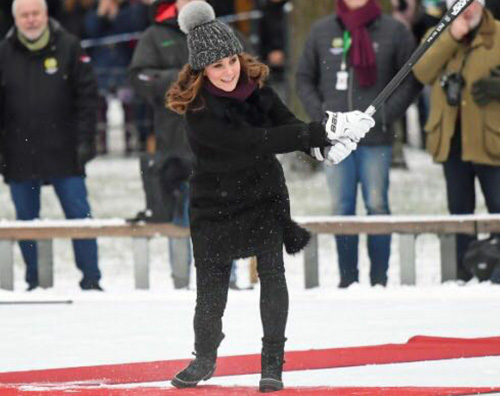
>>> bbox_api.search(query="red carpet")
[1,336,499,386]
[1,385,500,396]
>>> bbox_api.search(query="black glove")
[471,67,500,107]
[76,141,96,170]
[491,65,500,78]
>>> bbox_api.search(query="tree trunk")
[288,0,332,119]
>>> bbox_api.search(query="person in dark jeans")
[414,0,500,281]
[443,129,500,280]
[0,0,102,291]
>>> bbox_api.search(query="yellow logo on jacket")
[332,38,343,48]
[329,37,344,56]
[44,57,58,74]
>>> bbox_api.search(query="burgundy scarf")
[204,75,257,102]
[336,0,381,87]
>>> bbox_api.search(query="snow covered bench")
[298,214,500,288]
[0,219,189,291]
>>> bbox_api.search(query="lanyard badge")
[336,31,351,91]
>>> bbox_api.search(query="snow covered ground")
[1,148,499,390]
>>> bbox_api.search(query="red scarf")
[336,0,381,87]
[204,75,257,102]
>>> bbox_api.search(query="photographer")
[413,0,500,282]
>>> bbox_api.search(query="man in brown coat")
[413,0,500,281]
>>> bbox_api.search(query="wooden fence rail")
[298,214,500,288]
[0,220,189,291]
[0,214,499,291]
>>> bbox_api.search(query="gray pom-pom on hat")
[178,1,215,34]
[178,1,243,71]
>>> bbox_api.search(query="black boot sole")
[170,365,216,389]
[259,377,283,392]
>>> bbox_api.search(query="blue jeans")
[9,177,101,286]
[324,145,392,286]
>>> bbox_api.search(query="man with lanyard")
[296,0,421,288]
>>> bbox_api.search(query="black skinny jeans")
[193,248,288,356]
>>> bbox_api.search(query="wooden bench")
[1,214,499,291]
[0,219,189,291]
[298,214,500,288]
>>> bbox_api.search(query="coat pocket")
[484,111,500,159]
[424,110,443,157]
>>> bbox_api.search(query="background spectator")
[0,0,102,291]
[296,0,421,288]
[84,0,150,153]
[256,0,288,100]
[413,0,500,282]
[129,0,195,289]
[58,0,96,38]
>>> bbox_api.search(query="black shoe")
[171,355,216,388]
[26,283,39,292]
[259,377,284,393]
[371,279,387,287]
[259,338,286,393]
[338,279,357,289]
[80,279,104,291]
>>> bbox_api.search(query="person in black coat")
[166,1,376,392]
[0,0,102,291]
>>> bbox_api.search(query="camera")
[440,72,465,107]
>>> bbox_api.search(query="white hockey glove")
[324,137,357,165]
[324,110,375,143]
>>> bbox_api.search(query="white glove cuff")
[311,147,325,161]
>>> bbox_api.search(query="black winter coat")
[185,85,329,261]
[128,1,191,159]
[0,20,98,182]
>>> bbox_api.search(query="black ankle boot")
[171,332,225,388]
[259,338,286,393]
[171,353,216,388]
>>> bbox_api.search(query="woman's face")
[204,55,241,92]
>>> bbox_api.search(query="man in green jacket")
[414,0,500,282]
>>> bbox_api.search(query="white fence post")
[399,234,417,285]
[38,240,54,289]
[133,237,150,289]
[304,234,319,289]
[0,240,14,291]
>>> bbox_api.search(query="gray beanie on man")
[178,1,243,71]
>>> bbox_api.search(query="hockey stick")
[365,0,476,116]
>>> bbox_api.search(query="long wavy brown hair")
[167,53,270,115]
